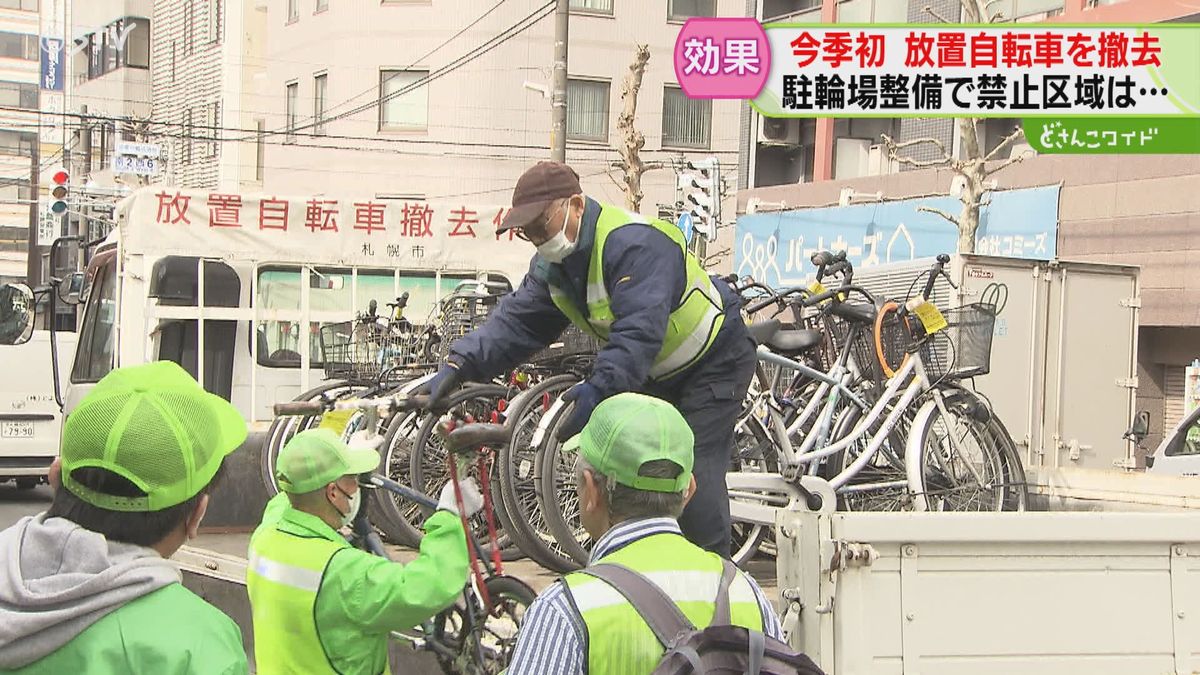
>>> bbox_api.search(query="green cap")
[564,392,694,493]
[61,360,248,512]
[276,429,379,494]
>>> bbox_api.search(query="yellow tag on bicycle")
[906,299,948,334]
[808,280,827,296]
[318,408,356,436]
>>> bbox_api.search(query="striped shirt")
[506,517,785,675]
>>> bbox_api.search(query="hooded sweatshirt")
[0,513,246,673]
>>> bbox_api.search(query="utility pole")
[25,141,40,286]
[550,0,569,163]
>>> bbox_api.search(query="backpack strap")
[579,563,695,648]
[712,559,739,626]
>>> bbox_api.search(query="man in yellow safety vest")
[422,160,757,557]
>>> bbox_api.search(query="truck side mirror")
[57,272,86,306]
[1124,410,1150,444]
[0,283,35,346]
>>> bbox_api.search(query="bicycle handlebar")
[273,394,432,417]
[442,423,511,455]
[920,254,952,300]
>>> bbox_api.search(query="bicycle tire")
[429,574,537,675]
[409,384,520,558]
[873,300,911,379]
[820,399,916,512]
[260,380,367,495]
[909,390,1007,512]
[369,408,427,547]
[729,405,776,566]
[535,399,592,566]
[496,374,584,573]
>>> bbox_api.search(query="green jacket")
[6,583,246,675]
[247,493,468,674]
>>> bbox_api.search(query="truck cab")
[1146,406,1200,476]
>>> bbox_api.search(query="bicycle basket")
[320,320,425,381]
[529,324,601,368]
[913,302,997,381]
[433,288,504,362]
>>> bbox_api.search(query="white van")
[1146,406,1200,476]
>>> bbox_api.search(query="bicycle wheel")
[496,374,583,573]
[874,301,912,379]
[729,404,777,566]
[910,389,1007,512]
[369,409,427,547]
[535,400,592,566]
[409,384,519,557]
[821,397,916,512]
[429,574,537,675]
[261,380,367,495]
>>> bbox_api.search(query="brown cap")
[498,161,582,232]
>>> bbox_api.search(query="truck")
[0,186,531,525]
[0,329,75,486]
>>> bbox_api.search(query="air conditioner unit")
[758,117,800,145]
[866,144,897,176]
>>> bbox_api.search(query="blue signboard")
[734,185,1060,287]
[40,37,64,91]
[676,212,694,244]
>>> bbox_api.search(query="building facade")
[734,0,1200,457]
[257,0,745,234]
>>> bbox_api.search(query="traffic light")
[50,169,69,215]
[677,158,719,240]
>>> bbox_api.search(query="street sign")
[116,141,160,157]
[39,37,64,91]
[113,154,159,176]
[37,199,56,247]
[676,212,694,244]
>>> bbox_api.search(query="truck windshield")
[71,254,118,383]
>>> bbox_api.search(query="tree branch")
[917,204,960,226]
[982,152,1028,178]
[923,5,955,24]
[982,125,1025,163]
[616,44,651,211]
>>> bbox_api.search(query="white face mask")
[536,200,578,264]
[333,485,361,528]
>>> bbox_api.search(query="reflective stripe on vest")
[564,533,764,675]
[549,204,725,380]
[247,527,347,675]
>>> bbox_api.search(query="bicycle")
[273,394,535,675]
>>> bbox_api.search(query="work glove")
[417,361,464,413]
[347,430,384,452]
[556,381,604,442]
[437,478,484,518]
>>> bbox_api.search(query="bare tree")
[615,44,651,211]
[880,0,1030,253]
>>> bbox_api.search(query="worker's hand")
[417,361,463,413]
[347,430,383,452]
[556,382,603,442]
[437,478,484,518]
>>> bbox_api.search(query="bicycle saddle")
[444,423,511,454]
[747,319,822,356]
[830,302,876,324]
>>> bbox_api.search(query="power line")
[249,0,555,141]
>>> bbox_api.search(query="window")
[208,100,220,158]
[88,34,103,78]
[170,40,176,81]
[313,73,327,135]
[184,1,195,54]
[285,82,298,142]
[103,22,120,73]
[669,0,714,19]
[567,78,609,142]
[208,0,222,43]
[662,86,710,149]
[316,0,328,11]
[0,131,35,156]
[255,119,265,181]
[570,0,612,13]
[379,70,429,130]
[287,0,299,22]
[0,81,37,110]
[183,107,193,163]
[71,254,117,384]
[124,18,150,68]
[0,0,38,10]
[0,32,37,61]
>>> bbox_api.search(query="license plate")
[1,422,34,439]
